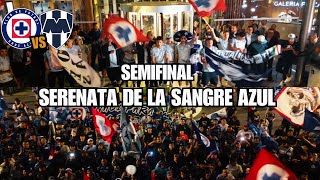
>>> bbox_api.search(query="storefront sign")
[273,1,320,7]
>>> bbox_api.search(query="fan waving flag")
[103,15,149,48]
[91,108,114,143]
[188,0,226,17]
[191,120,210,147]
[246,149,297,180]
[204,46,271,83]
[274,87,320,126]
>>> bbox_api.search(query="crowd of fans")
[1,20,319,89]
[0,95,319,180]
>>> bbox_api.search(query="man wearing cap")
[143,125,155,144]
[236,125,254,141]
[247,35,269,73]
[83,138,96,154]
[276,33,300,86]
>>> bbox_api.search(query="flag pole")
[119,84,128,153]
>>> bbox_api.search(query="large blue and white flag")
[204,46,271,82]
[303,109,320,133]
[214,45,281,65]
[248,122,278,151]
[191,119,220,153]
[191,120,210,147]
[274,87,320,126]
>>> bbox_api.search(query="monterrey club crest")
[1,8,42,49]
[40,9,73,49]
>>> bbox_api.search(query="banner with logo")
[52,47,101,87]
[214,45,281,64]
[274,87,320,126]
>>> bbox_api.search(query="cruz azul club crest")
[1,8,42,49]
[40,9,73,49]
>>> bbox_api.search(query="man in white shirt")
[151,36,169,86]
[229,32,247,53]
[200,38,218,87]
[44,45,65,87]
[151,36,168,64]
[65,38,81,56]
[64,38,81,86]
[175,32,195,87]
[101,36,123,86]
[0,45,15,87]
[164,36,175,64]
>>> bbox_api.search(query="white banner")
[52,47,101,87]
[214,45,281,64]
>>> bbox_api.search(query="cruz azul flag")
[91,108,114,143]
[275,87,320,132]
[69,107,86,121]
[274,87,320,126]
[103,15,149,48]
[188,0,226,17]
[246,149,297,180]
[53,47,101,87]
[204,46,270,82]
